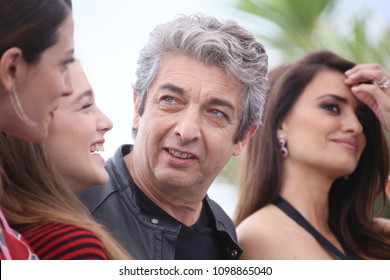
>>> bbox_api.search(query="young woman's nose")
[97,107,113,133]
[342,111,363,136]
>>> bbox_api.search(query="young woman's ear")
[0,47,23,92]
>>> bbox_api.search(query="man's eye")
[162,96,175,103]
[210,109,225,118]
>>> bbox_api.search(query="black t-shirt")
[134,185,224,259]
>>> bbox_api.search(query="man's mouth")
[168,149,193,159]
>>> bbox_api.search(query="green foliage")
[235,0,390,68]
[220,155,241,186]
[237,0,332,57]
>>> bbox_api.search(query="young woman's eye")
[62,57,75,70]
[65,57,75,66]
[322,103,339,113]
[82,103,93,110]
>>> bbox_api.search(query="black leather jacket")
[78,145,242,260]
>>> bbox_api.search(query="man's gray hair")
[133,14,268,142]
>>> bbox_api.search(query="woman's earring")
[8,86,37,128]
[278,135,288,158]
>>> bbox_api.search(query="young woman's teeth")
[168,149,192,159]
[91,144,104,154]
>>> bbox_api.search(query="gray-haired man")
[78,14,268,260]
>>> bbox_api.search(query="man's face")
[132,54,255,198]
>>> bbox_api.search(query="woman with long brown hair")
[235,50,390,259]
[0,0,74,260]
[0,61,130,259]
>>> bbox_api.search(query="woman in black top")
[235,50,390,259]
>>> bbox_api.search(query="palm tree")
[234,0,390,68]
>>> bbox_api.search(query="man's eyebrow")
[72,89,93,105]
[209,98,235,114]
[158,83,186,95]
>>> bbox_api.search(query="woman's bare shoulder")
[375,217,390,232]
[236,205,291,259]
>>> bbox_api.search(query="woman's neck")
[279,163,334,232]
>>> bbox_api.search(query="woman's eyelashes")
[322,103,340,114]
[81,103,94,110]
[62,56,75,70]
[321,101,368,128]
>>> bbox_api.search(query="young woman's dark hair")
[0,0,72,63]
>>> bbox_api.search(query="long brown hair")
[0,0,72,63]
[0,133,131,259]
[235,50,390,259]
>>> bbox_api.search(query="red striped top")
[18,222,107,260]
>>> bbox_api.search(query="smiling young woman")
[0,61,130,260]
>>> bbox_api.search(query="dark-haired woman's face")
[278,69,367,179]
[12,14,75,141]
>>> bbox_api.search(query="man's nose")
[173,108,201,143]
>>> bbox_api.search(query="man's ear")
[132,91,140,130]
[232,125,258,156]
[0,47,23,92]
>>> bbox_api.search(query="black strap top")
[272,196,359,260]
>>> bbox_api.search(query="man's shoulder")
[77,180,117,212]
[206,197,230,219]
[205,196,242,258]
[205,196,235,231]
